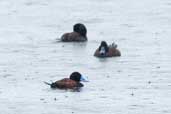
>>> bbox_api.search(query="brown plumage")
[94,41,121,57]
[61,32,87,42]
[60,23,88,42]
[51,78,83,89]
[45,72,85,89]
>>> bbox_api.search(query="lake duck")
[44,72,88,89]
[94,41,121,57]
[61,23,88,42]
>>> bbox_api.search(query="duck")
[60,23,88,42]
[94,41,121,57]
[44,72,88,89]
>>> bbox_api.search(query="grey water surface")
[0,0,171,114]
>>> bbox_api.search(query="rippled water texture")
[0,0,171,114]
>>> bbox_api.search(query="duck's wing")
[54,78,78,89]
[68,32,87,42]
[108,48,121,56]
[53,78,68,88]
[61,33,70,42]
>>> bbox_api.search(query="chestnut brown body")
[51,78,83,89]
[94,46,121,57]
[60,23,87,42]
[61,32,87,42]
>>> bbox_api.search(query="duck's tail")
[44,81,52,86]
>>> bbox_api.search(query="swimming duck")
[44,72,88,89]
[61,23,88,42]
[94,41,121,57]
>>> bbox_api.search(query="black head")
[73,23,87,37]
[69,72,82,82]
[99,41,109,55]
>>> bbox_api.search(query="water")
[0,0,171,114]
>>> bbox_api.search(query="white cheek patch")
[100,47,106,55]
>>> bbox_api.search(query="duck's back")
[107,47,121,57]
[55,78,83,89]
[61,32,87,42]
